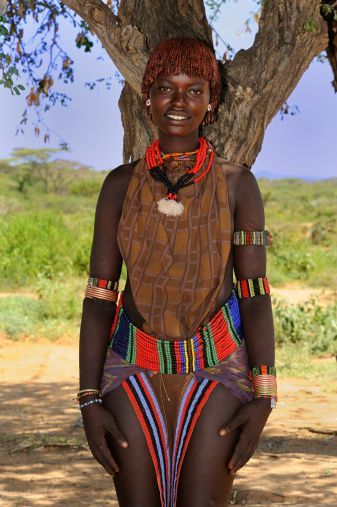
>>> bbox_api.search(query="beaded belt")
[108,290,243,374]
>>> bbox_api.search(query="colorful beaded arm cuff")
[249,365,276,378]
[233,230,272,246]
[84,277,119,302]
[235,276,270,299]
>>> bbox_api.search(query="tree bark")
[61,0,328,167]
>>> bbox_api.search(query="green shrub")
[273,295,337,355]
[0,211,90,287]
[70,179,101,197]
[36,275,82,320]
[0,296,41,339]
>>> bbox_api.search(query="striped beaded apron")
[109,288,243,374]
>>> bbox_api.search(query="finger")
[227,435,249,471]
[219,415,244,436]
[95,442,120,475]
[106,417,128,448]
[231,445,255,474]
[93,450,115,477]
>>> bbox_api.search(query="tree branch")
[210,0,329,165]
[60,0,148,94]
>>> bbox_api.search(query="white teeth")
[166,114,187,120]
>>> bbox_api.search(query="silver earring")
[207,104,212,111]
[146,99,151,107]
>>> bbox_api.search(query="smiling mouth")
[164,113,190,121]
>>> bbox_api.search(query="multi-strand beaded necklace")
[145,136,214,217]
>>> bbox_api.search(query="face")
[148,73,211,137]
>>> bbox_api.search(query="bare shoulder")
[98,159,141,210]
[102,159,140,192]
[214,155,259,212]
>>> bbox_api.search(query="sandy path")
[0,339,336,506]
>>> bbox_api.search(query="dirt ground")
[0,286,336,506]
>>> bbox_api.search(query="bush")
[273,295,337,355]
[36,275,82,320]
[70,179,101,197]
[0,296,41,339]
[0,211,90,287]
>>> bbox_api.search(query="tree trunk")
[61,0,328,167]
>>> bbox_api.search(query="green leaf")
[13,87,20,95]
[18,84,25,91]
[334,11,337,21]
[0,25,9,36]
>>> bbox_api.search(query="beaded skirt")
[100,289,253,405]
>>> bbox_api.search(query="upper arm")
[233,169,266,280]
[89,165,127,281]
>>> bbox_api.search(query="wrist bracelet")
[74,388,102,402]
[249,365,278,407]
[79,398,102,410]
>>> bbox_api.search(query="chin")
[158,124,200,137]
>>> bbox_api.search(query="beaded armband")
[235,276,270,299]
[84,277,119,303]
[250,365,277,405]
[233,230,272,246]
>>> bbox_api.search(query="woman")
[76,37,277,507]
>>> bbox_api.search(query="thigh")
[102,384,161,507]
[176,383,242,507]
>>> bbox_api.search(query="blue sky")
[0,1,336,178]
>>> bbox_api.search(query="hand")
[218,398,272,475]
[81,402,128,477]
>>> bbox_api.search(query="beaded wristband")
[233,230,272,246]
[74,388,102,402]
[85,277,119,303]
[235,276,270,299]
[79,398,102,410]
[74,391,102,402]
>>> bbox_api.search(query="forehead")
[154,73,209,85]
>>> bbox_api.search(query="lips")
[164,111,190,122]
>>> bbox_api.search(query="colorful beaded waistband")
[108,290,243,374]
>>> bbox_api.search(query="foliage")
[273,295,337,355]
[259,177,337,287]
[0,211,89,285]
[70,179,101,197]
[0,13,25,95]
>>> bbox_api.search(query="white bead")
[157,197,184,216]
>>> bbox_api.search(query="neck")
[157,131,201,154]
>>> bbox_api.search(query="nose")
[170,89,188,109]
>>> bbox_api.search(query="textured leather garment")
[117,153,231,340]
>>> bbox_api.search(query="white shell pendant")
[157,197,184,217]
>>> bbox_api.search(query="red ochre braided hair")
[141,37,221,126]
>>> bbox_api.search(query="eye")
[158,86,171,91]
[190,89,202,95]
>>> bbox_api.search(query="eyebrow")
[157,77,207,85]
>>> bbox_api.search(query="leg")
[102,380,162,507]
[176,382,243,507]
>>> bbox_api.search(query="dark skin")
[79,73,275,505]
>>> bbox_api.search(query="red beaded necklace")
[145,137,214,217]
